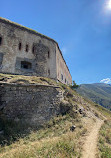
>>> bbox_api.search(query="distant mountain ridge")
[76,83,111,111]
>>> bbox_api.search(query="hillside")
[76,83,111,111]
[0,73,111,158]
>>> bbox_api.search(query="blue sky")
[1,0,111,84]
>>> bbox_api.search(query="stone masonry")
[0,17,72,85]
[0,82,63,126]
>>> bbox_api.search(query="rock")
[70,125,76,132]
[75,110,78,114]
[79,107,84,114]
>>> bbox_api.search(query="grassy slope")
[0,73,111,158]
[82,95,111,158]
[98,120,111,158]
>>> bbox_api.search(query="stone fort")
[0,17,72,85]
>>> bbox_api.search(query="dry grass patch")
[0,114,87,158]
[0,73,58,85]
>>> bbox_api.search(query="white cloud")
[100,78,111,84]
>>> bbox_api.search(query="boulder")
[70,125,76,132]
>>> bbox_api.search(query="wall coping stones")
[0,82,61,89]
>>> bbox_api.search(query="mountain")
[76,83,111,111]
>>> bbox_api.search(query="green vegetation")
[98,120,111,158]
[70,80,79,89]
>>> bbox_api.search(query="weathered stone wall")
[0,17,72,84]
[56,45,72,85]
[0,83,63,126]
[0,18,57,79]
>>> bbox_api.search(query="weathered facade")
[0,82,63,126]
[0,17,72,85]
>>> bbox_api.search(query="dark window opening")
[65,78,66,83]
[21,61,32,69]
[61,74,63,80]
[48,51,50,58]
[0,37,2,46]
[48,69,50,75]
[32,46,35,53]
[19,42,22,50]
[26,44,29,52]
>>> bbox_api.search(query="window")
[21,61,32,69]
[26,44,29,52]
[48,69,50,75]
[32,45,35,53]
[65,78,66,83]
[0,53,3,67]
[48,51,50,58]
[0,37,2,46]
[61,74,63,80]
[19,42,22,50]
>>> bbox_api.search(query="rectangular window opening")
[26,45,29,52]
[0,37,2,46]
[21,61,32,69]
[61,74,63,80]
[48,51,50,58]
[19,42,22,50]
[65,78,66,83]
[48,69,50,75]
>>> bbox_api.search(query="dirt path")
[82,118,104,158]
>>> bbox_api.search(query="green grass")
[98,120,111,158]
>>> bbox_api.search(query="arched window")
[19,42,22,50]
[26,44,29,52]
[21,61,32,69]
[0,37,2,46]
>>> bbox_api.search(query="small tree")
[71,80,79,89]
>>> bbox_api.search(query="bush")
[70,81,79,89]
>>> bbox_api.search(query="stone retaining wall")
[0,82,63,126]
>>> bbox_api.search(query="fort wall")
[0,17,72,85]
[0,82,63,126]
[0,19,57,79]
[56,45,72,85]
